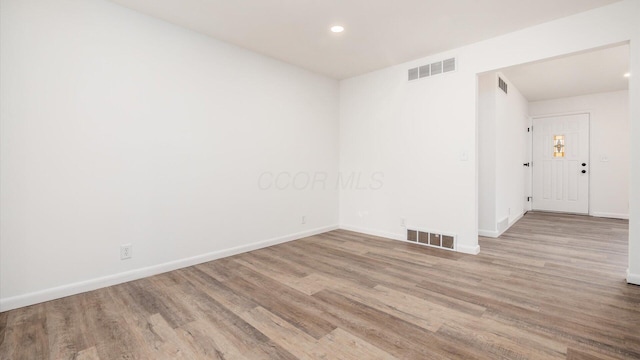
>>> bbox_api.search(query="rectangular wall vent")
[430,61,442,75]
[419,64,430,78]
[498,77,508,94]
[406,228,456,251]
[443,58,456,73]
[408,67,419,81]
[408,57,456,82]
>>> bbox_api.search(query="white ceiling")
[500,44,630,102]
[109,0,621,79]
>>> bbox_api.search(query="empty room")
[1,0,639,359]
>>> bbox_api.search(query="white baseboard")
[457,244,481,255]
[338,224,404,241]
[339,224,480,255]
[0,225,338,312]
[591,212,629,220]
[508,212,525,228]
[478,229,499,238]
[627,270,640,285]
[478,212,525,239]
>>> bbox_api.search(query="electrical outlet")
[301,216,306,224]
[120,244,132,260]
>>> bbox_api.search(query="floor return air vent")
[406,228,456,251]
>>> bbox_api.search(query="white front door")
[532,114,589,214]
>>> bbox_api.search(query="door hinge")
[527,196,532,202]
[527,127,530,132]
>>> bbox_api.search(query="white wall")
[0,0,339,310]
[478,72,528,237]
[339,60,479,253]
[628,19,640,285]
[478,74,497,233]
[529,91,630,219]
[339,0,639,259]
[495,74,528,228]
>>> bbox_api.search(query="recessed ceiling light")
[330,25,344,33]
[624,72,631,78]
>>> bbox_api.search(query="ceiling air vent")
[408,57,456,81]
[408,67,419,81]
[498,77,508,94]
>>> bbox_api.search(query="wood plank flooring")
[1,211,639,359]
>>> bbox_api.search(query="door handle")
[523,163,530,167]
[581,170,586,174]
[582,163,587,166]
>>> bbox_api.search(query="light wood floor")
[1,212,638,359]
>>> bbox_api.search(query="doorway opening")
[477,43,630,239]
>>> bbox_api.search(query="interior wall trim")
[0,224,338,312]
[339,224,480,254]
[627,269,640,285]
